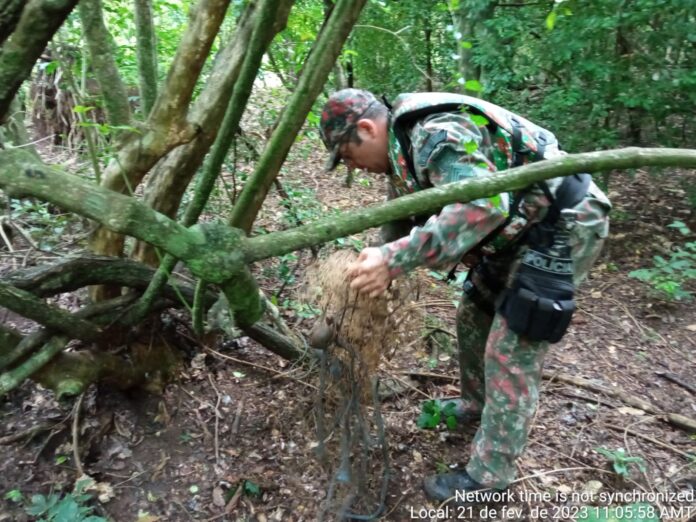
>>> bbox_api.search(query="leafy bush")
[595,447,646,479]
[629,221,696,301]
[417,399,458,430]
[6,479,106,522]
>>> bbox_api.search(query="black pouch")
[497,240,576,343]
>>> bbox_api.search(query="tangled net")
[300,251,421,520]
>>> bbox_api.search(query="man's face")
[338,119,390,174]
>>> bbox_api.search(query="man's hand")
[347,247,391,297]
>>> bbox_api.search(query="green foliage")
[21,479,105,522]
[417,399,458,430]
[243,480,261,497]
[629,221,696,301]
[595,447,647,479]
[10,199,75,251]
[4,489,23,503]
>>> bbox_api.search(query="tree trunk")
[133,0,158,117]
[88,0,232,276]
[454,0,493,95]
[0,0,79,121]
[228,0,369,233]
[0,0,24,46]
[78,0,132,127]
[0,95,38,156]
[132,0,293,267]
[424,19,433,92]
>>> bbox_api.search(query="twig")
[542,371,696,432]
[175,499,195,521]
[382,371,432,400]
[0,420,66,445]
[72,392,85,477]
[354,24,433,83]
[604,421,695,460]
[397,370,457,382]
[0,219,16,270]
[232,399,244,435]
[202,344,317,390]
[656,371,696,395]
[3,217,39,250]
[208,374,222,466]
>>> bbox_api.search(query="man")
[319,88,611,501]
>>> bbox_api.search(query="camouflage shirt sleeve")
[380,112,508,277]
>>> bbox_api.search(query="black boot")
[423,470,488,502]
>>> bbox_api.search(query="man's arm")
[349,113,508,294]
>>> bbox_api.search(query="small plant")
[595,447,646,479]
[22,479,106,522]
[417,400,458,430]
[629,221,695,301]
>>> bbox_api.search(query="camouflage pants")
[456,218,607,490]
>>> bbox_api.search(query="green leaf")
[464,140,479,154]
[45,61,59,75]
[460,41,473,49]
[464,79,482,92]
[449,0,460,10]
[416,411,440,429]
[445,415,458,430]
[4,489,23,502]
[243,480,261,496]
[470,114,489,127]
[546,10,557,30]
[73,105,95,114]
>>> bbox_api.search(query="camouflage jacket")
[380,93,611,278]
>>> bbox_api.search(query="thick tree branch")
[5,254,206,305]
[0,0,79,121]
[228,0,368,233]
[133,0,158,117]
[243,148,696,261]
[0,149,204,262]
[3,148,696,267]
[148,0,231,131]
[90,0,232,262]
[130,0,294,319]
[0,0,24,47]
[78,0,132,126]
[133,0,293,266]
[0,281,101,341]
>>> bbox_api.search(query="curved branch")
[244,147,696,261]
[0,281,101,341]
[133,0,293,265]
[0,0,24,47]
[228,0,369,233]
[0,0,79,121]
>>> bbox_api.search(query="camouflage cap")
[319,88,378,171]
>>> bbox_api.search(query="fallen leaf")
[136,511,160,522]
[686,324,696,332]
[412,450,423,463]
[582,480,603,498]
[212,486,226,507]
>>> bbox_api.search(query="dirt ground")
[0,128,694,521]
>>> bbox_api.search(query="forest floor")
[0,118,695,521]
